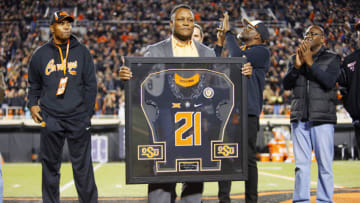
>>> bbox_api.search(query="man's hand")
[295,47,304,69]
[216,27,225,47]
[222,12,230,33]
[216,12,230,47]
[30,105,42,123]
[119,66,133,81]
[300,40,313,67]
[242,62,253,77]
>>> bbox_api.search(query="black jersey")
[141,69,234,172]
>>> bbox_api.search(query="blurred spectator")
[263,84,274,104]
[116,88,125,121]
[102,92,116,115]
[269,88,283,115]
[192,23,204,43]
[95,93,104,115]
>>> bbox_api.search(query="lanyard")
[241,45,247,51]
[55,40,70,75]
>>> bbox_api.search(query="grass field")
[3,161,360,198]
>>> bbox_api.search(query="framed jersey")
[125,57,247,184]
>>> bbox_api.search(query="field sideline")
[3,161,360,198]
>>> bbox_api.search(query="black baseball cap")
[242,18,269,41]
[50,11,74,25]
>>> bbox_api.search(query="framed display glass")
[125,57,247,184]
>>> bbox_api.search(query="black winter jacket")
[215,32,270,117]
[283,46,340,123]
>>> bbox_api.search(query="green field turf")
[3,161,360,197]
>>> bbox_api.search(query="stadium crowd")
[0,0,359,117]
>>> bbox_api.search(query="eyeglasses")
[304,32,323,38]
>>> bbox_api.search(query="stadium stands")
[0,0,359,118]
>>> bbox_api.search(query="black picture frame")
[125,57,247,184]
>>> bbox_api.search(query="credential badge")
[203,87,214,99]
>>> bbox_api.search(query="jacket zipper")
[306,79,310,120]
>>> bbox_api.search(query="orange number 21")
[175,112,201,146]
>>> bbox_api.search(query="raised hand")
[300,40,313,67]
[295,47,304,69]
[216,27,225,46]
[222,12,230,33]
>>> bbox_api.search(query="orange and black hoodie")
[28,35,97,119]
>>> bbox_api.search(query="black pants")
[148,182,203,203]
[218,115,259,203]
[40,114,98,203]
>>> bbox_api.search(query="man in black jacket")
[28,11,98,203]
[338,21,360,157]
[215,12,270,203]
[283,25,340,202]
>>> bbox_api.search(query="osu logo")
[142,147,159,158]
[138,145,163,160]
[215,143,238,158]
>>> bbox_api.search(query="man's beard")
[173,32,192,42]
[56,33,71,43]
[239,33,250,43]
